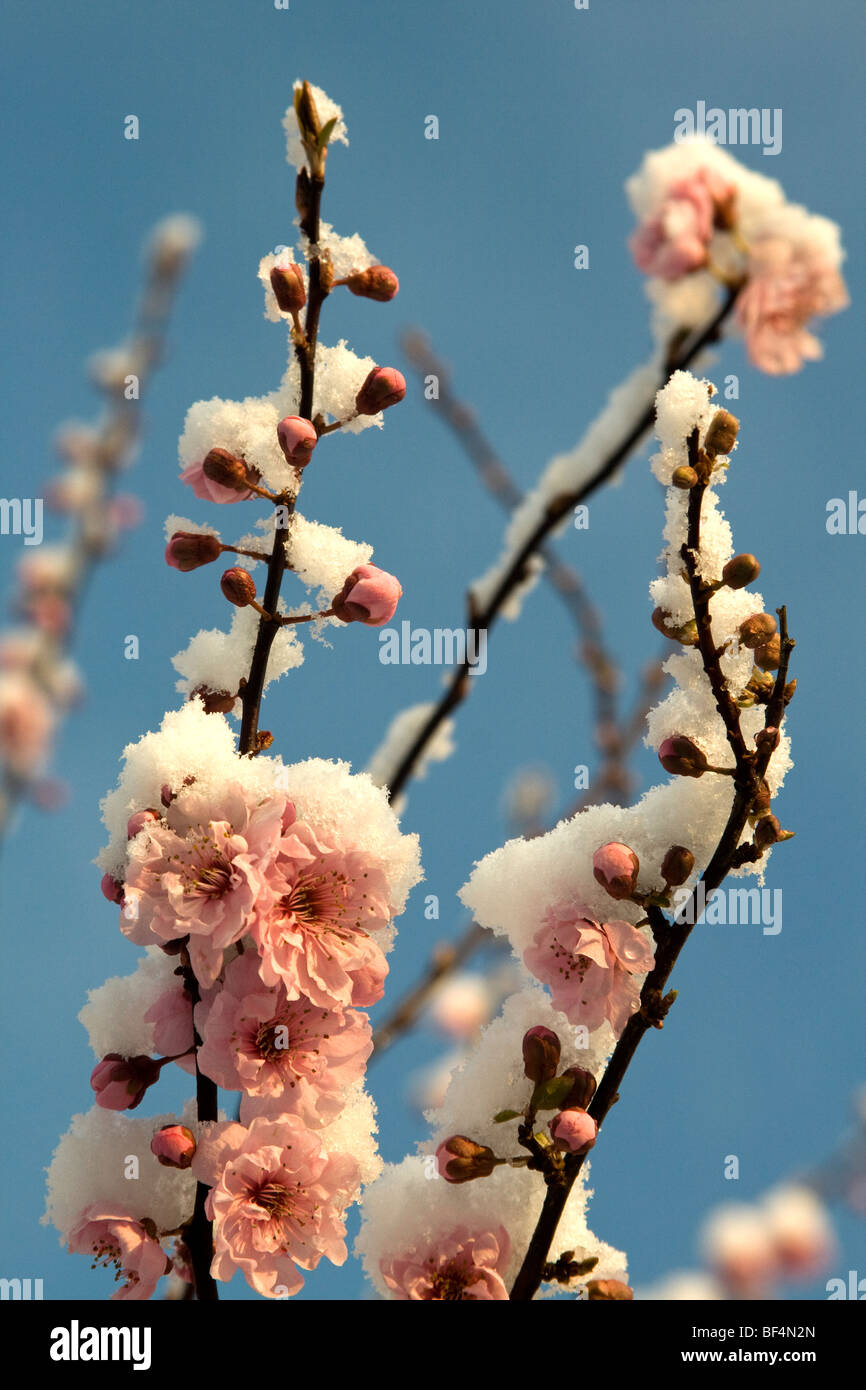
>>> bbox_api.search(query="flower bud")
[755,814,788,851]
[127,809,161,839]
[587,1279,634,1300]
[722,553,761,589]
[751,778,771,818]
[661,844,695,887]
[355,367,406,415]
[190,686,238,714]
[165,531,222,572]
[755,726,780,755]
[549,1108,598,1155]
[201,447,252,493]
[435,1136,497,1184]
[277,416,318,468]
[738,613,777,650]
[91,1054,161,1111]
[754,634,781,671]
[220,567,257,607]
[704,409,739,457]
[651,608,697,645]
[343,265,400,301]
[332,564,402,626]
[151,1124,197,1169]
[100,872,124,905]
[592,841,640,900]
[522,1025,561,1084]
[559,1065,597,1110]
[671,465,698,489]
[269,263,306,315]
[658,734,708,777]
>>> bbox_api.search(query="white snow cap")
[283,82,349,172]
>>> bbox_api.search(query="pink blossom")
[332,563,402,626]
[524,903,654,1038]
[196,952,371,1125]
[151,1125,196,1168]
[737,237,849,375]
[121,784,286,985]
[381,1226,511,1300]
[592,841,640,901]
[192,1116,359,1298]
[549,1107,598,1155]
[630,169,734,281]
[90,1054,161,1110]
[0,674,54,779]
[67,1205,168,1300]
[180,459,254,504]
[143,985,196,1074]
[252,819,392,1009]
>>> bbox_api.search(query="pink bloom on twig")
[180,459,255,504]
[630,168,735,282]
[381,1225,511,1300]
[524,903,654,1038]
[191,1116,359,1298]
[736,236,849,375]
[67,1205,168,1301]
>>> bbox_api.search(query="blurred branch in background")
[0,215,200,853]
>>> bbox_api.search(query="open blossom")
[143,984,196,1073]
[252,816,393,1009]
[736,236,849,374]
[196,951,372,1125]
[192,1116,359,1298]
[180,458,255,504]
[67,1205,168,1300]
[524,904,654,1038]
[630,167,735,281]
[380,1226,510,1300]
[121,784,286,985]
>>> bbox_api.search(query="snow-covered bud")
[165,531,222,572]
[151,1125,196,1169]
[190,686,237,714]
[592,841,640,900]
[91,1054,161,1111]
[559,1065,597,1110]
[127,809,161,839]
[661,844,695,887]
[549,1108,597,1155]
[754,633,781,670]
[658,735,708,777]
[202,447,252,493]
[269,263,306,315]
[739,613,777,649]
[277,415,318,468]
[522,1025,561,1084]
[343,265,400,301]
[587,1278,633,1300]
[722,553,761,589]
[220,567,257,607]
[704,409,739,457]
[100,873,124,905]
[435,1136,497,1184]
[332,564,402,626]
[355,366,406,415]
[652,608,697,645]
[672,465,698,489]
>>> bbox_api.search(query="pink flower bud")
[151,1124,197,1169]
[661,844,695,887]
[522,1025,561,1083]
[587,1279,634,1300]
[100,873,124,905]
[435,1136,497,1184]
[277,416,318,468]
[658,734,708,778]
[220,567,257,607]
[355,366,406,415]
[332,564,402,626]
[738,613,777,650]
[201,447,252,493]
[164,531,222,572]
[127,809,161,840]
[559,1065,597,1110]
[91,1054,161,1111]
[592,841,640,901]
[549,1108,598,1155]
[269,263,306,315]
[343,265,400,301]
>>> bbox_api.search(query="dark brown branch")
[370,920,491,1059]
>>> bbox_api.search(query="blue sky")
[1,0,863,1300]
